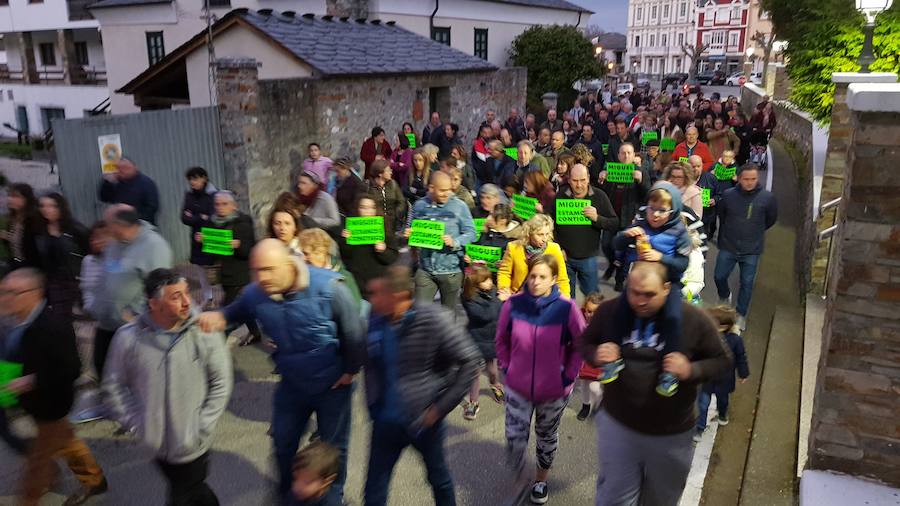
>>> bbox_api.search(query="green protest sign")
[472,218,487,240]
[346,216,385,245]
[465,244,503,272]
[0,361,23,408]
[408,219,445,250]
[678,157,690,164]
[405,133,417,149]
[714,163,736,181]
[605,162,635,184]
[511,194,538,221]
[641,131,658,145]
[201,227,234,256]
[702,188,711,208]
[555,199,591,225]
[504,147,518,159]
[601,144,609,156]
[660,138,676,151]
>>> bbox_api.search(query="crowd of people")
[0,85,778,506]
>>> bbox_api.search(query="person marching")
[363,266,480,506]
[713,164,778,330]
[575,293,605,421]
[472,203,522,253]
[339,195,400,295]
[497,214,569,301]
[597,143,652,291]
[198,239,365,505]
[694,305,750,442]
[1,268,107,506]
[551,164,618,298]
[496,255,586,504]
[610,181,693,396]
[103,268,232,505]
[461,264,505,420]
[580,262,732,506]
[405,171,476,311]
